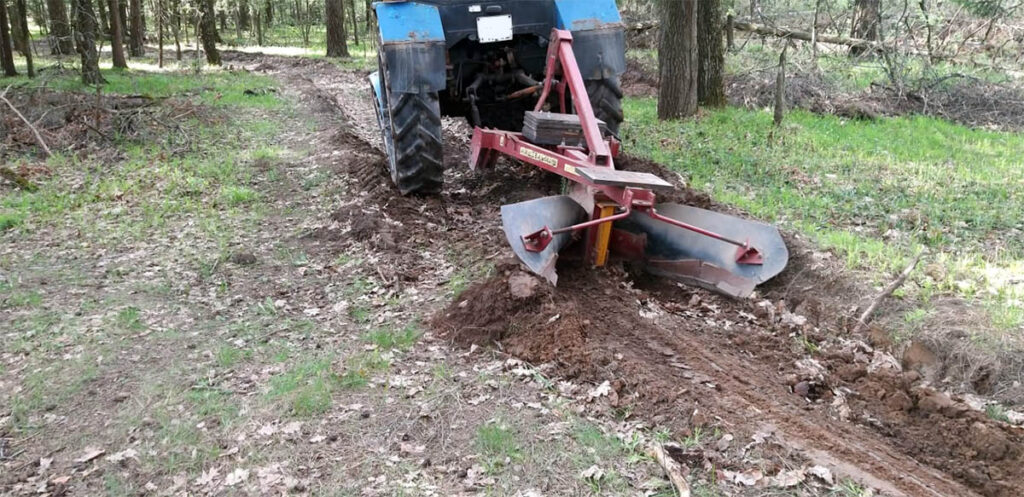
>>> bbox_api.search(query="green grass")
[622,99,1024,331]
[362,322,421,352]
[986,403,1011,423]
[475,421,522,468]
[268,356,341,417]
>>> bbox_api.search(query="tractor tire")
[585,76,624,137]
[376,53,444,195]
[385,91,444,195]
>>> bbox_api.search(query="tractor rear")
[370,1,789,297]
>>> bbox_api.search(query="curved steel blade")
[500,196,587,285]
[621,204,788,293]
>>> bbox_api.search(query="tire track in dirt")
[225,52,1024,497]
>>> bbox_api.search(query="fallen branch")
[0,167,39,192]
[647,443,691,497]
[733,21,880,50]
[853,250,925,334]
[0,85,53,158]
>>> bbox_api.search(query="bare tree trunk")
[697,0,726,107]
[0,0,18,76]
[74,0,106,84]
[774,46,786,127]
[325,0,348,57]
[46,0,74,54]
[264,0,271,27]
[238,0,249,30]
[918,0,934,63]
[9,0,26,54]
[657,0,697,120]
[157,0,163,66]
[15,0,33,76]
[850,0,880,56]
[96,0,109,39]
[171,0,180,59]
[725,13,734,52]
[348,0,358,46]
[128,0,143,55]
[812,0,822,60]
[254,10,262,45]
[108,0,127,67]
[199,0,219,64]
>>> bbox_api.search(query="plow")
[370,0,788,297]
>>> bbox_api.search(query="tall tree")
[850,0,880,55]
[46,0,74,54]
[198,0,220,64]
[657,0,697,119]
[108,0,127,67]
[238,0,249,30]
[157,0,163,66]
[325,0,347,57]
[697,0,726,107]
[0,0,17,76]
[9,0,25,54]
[348,0,357,46]
[264,0,272,27]
[74,0,105,84]
[96,0,109,39]
[128,0,143,55]
[15,0,33,76]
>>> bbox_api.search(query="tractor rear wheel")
[377,57,444,195]
[585,76,624,137]
[386,91,444,195]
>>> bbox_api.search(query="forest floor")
[1,49,1023,497]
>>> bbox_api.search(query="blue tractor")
[369,0,626,195]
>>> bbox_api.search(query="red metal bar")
[643,208,764,265]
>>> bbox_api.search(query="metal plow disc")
[622,204,789,298]
[500,196,587,285]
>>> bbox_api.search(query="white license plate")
[477,15,513,44]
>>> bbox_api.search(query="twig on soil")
[852,250,925,334]
[647,443,691,497]
[1,85,53,158]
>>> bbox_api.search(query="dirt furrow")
[229,52,1024,497]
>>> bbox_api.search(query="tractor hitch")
[472,28,788,297]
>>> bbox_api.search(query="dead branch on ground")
[853,250,926,334]
[1,85,53,158]
[647,443,691,497]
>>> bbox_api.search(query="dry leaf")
[588,381,612,399]
[807,465,834,484]
[195,467,220,486]
[580,465,605,481]
[75,447,105,464]
[225,467,250,486]
[281,421,302,435]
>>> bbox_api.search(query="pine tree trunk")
[348,0,357,46]
[108,0,127,67]
[171,0,180,59]
[657,0,697,120]
[255,10,262,45]
[9,0,26,54]
[15,0,33,76]
[129,0,144,55]
[325,0,348,57]
[0,0,18,76]
[697,0,726,107]
[199,0,219,64]
[96,0,109,39]
[238,0,249,30]
[74,0,105,84]
[157,0,163,66]
[264,0,271,27]
[46,0,74,54]
[850,0,880,55]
